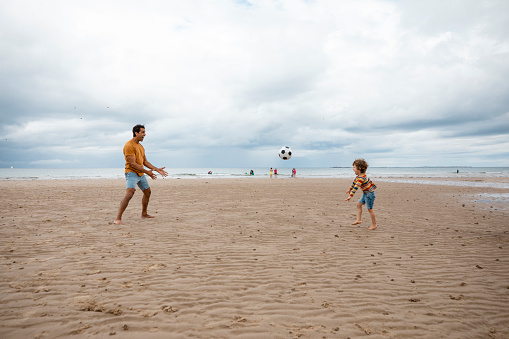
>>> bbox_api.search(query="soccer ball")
[279,146,292,160]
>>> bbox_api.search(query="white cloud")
[0,0,508,167]
[30,159,79,166]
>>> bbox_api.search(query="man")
[114,124,168,225]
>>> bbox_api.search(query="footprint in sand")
[233,316,247,322]
[449,294,464,300]
[161,305,178,313]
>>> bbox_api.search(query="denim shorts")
[125,172,150,191]
[359,191,376,209]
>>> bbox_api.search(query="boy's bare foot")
[368,225,378,230]
[352,221,362,225]
[142,214,155,219]
[113,220,124,225]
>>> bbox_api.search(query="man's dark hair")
[132,124,145,137]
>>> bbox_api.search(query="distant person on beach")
[292,168,296,178]
[114,124,168,225]
[270,167,273,178]
[274,168,278,177]
[345,158,378,230]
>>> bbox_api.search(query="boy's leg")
[365,192,377,230]
[367,209,377,230]
[352,202,363,225]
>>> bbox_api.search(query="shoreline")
[2,175,509,195]
[1,166,508,181]
[1,178,508,337]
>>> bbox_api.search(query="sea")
[2,167,508,208]
[1,166,508,183]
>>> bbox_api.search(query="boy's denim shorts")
[359,191,376,209]
[125,172,150,191]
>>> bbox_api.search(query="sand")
[1,177,508,338]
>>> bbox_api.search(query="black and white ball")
[278,146,292,160]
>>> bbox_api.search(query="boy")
[345,158,378,230]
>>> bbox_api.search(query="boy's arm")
[349,178,362,196]
[345,177,361,201]
[345,179,356,194]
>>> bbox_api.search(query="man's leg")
[141,187,155,218]
[114,188,136,225]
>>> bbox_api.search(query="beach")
[1,178,508,338]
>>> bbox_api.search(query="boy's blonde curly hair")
[353,158,368,173]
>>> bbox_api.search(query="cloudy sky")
[1,0,508,168]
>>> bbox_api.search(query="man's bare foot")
[368,225,378,230]
[352,221,362,225]
[142,214,155,219]
[113,220,124,225]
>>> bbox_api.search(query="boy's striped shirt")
[349,174,376,197]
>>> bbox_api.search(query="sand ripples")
[1,179,508,338]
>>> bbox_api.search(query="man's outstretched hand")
[155,167,168,178]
